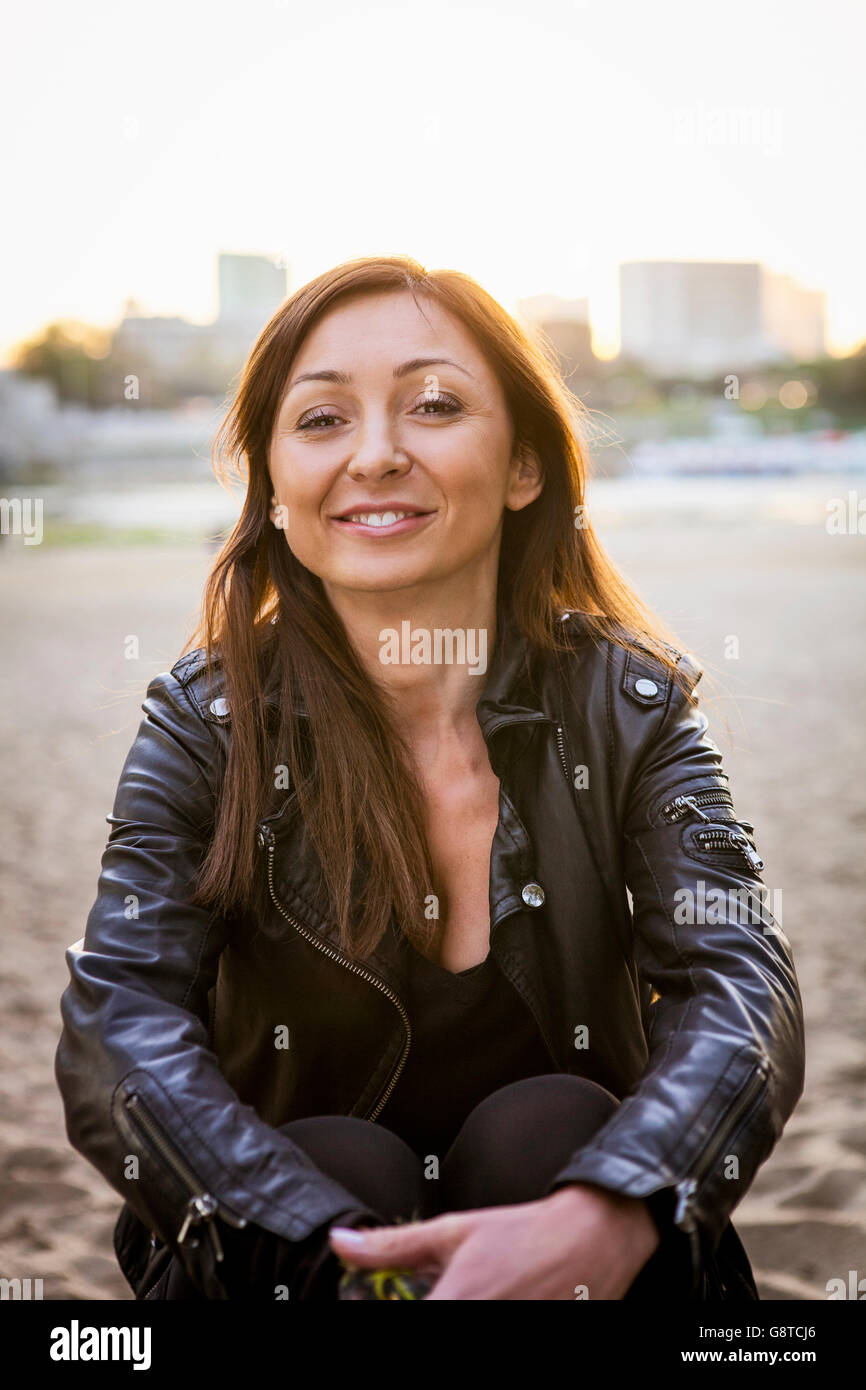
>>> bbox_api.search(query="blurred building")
[0,370,68,477]
[761,271,826,363]
[0,367,219,479]
[110,254,289,401]
[218,253,288,329]
[516,294,596,383]
[517,294,590,327]
[113,305,209,371]
[619,261,825,376]
[212,252,289,379]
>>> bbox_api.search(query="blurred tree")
[794,343,866,421]
[13,320,113,404]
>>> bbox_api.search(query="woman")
[55,254,805,1301]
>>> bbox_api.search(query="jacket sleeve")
[546,648,806,1281]
[54,669,383,1294]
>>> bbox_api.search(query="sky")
[2,0,863,365]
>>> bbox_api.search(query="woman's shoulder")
[160,645,231,726]
[160,631,281,728]
[170,646,220,687]
[555,612,714,797]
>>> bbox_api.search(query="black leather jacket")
[55,609,805,1298]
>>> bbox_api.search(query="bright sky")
[2,0,863,365]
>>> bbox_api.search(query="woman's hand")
[328,1182,661,1300]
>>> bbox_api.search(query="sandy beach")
[1,485,864,1300]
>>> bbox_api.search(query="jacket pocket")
[685,822,764,875]
[655,783,764,876]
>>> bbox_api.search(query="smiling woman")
[194,261,680,960]
[55,254,805,1304]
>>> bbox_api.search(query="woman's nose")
[346,428,411,479]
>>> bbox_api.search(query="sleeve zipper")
[660,790,734,823]
[123,1089,247,1263]
[660,791,763,871]
[694,827,764,872]
[672,1057,771,1290]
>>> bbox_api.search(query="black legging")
[161,1074,696,1300]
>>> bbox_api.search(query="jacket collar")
[472,606,552,739]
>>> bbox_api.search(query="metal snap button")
[521,882,545,908]
[209,697,230,718]
[634,678,659,698]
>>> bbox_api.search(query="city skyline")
[3,0,864,365]
[9,249,838,375]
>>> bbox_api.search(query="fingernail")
[330,1227,368,1245]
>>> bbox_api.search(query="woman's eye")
[413,391,461,416]
[296,408,343,430]
[296,392,461,430]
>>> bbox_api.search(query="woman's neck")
[322,582,498,752]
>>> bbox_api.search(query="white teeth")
[345,511,410,527]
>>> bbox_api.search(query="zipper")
[555,724,572,788]
[660,789,734,823]
[123,1090,247,1271]
[672,1058,770,1291]
[693,827,764,872]
[257,823,412,1122]
[660,790,763,873]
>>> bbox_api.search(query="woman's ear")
[505,442,544,512]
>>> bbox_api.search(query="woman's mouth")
[330,509,436,536]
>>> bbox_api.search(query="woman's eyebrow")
[285,356,476,394]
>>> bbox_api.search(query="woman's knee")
[277,1114,427,1224]
[437,1073,621,1211]
[454,1072,619,1146]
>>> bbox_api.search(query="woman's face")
[267,290,542,604]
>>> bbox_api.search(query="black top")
[374,937,681,1247]
[376,928,555,1160]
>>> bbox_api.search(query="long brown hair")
[188,254,689,961]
